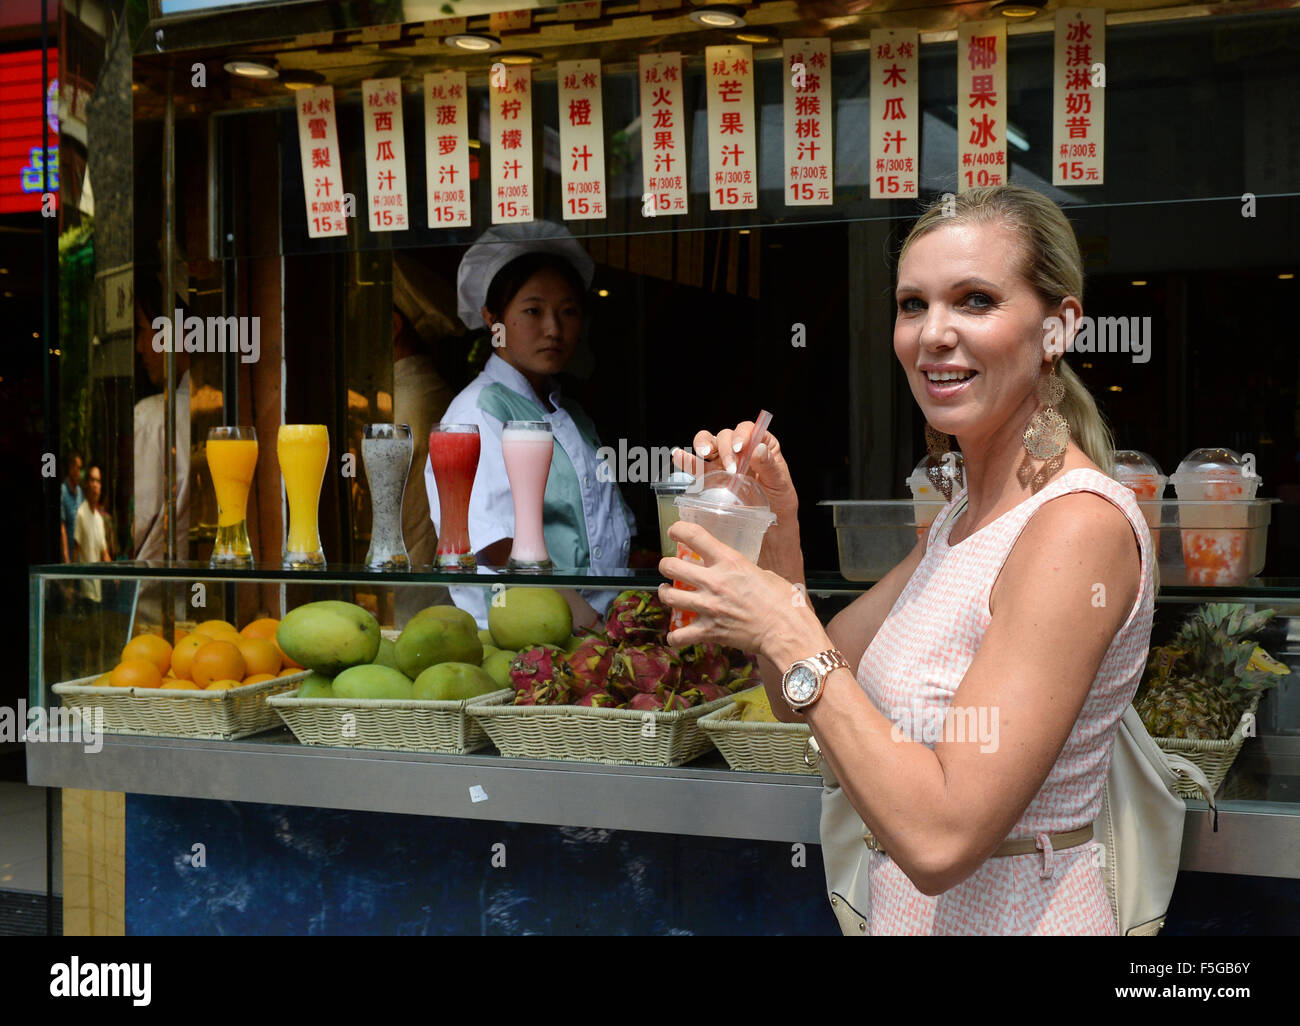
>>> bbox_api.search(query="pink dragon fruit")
[607,644,681,701]
[693,681,731,703]
[509,645,574,706]
[723,648,761,692]
[603,590,671,647]
[678,642,729,690]
[661,688,703,711]
[566,636,615,700]
[624,693,665,712]
[575,690,617,708]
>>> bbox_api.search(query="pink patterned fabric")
[856,468,1155,935]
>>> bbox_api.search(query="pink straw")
[732,409,772,484]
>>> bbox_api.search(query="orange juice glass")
[277,424,329,569]
[207,426,259,567]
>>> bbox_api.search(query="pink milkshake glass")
[502,420,554,571]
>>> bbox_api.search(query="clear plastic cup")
[1112,450,1167,500]
[906,453,964,540]
[1169,447,1261,585]
[652,470,696,558]
[669,471,777,631]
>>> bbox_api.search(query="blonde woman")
[660,185,1156,935]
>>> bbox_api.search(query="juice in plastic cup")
[502,421,553,570]
[1169,447,1260,585]
[362,424,413,570]
[1112,449,1166,551]
[207,426,258,567]
[277,424,329,569]
[652,470,696,558]
[429,423,481,570]
[906,453,964,541]
[669,472,777,631]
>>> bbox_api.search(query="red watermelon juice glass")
[430,423,480,570]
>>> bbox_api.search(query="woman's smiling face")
[894,220,1055,446]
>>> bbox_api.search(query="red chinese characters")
[638,53,687,216]
[489,66,534,223]
[957,21,1007,191]
[362,77,409,231]
[1053,8,1105,186]
[784,39,833,205]
[870,30,918,198]
[295,86,347,238]
[706,45,756,211]
[558,59,607,220]
[424,71,471,227]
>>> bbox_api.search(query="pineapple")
[1135,603,1281,741]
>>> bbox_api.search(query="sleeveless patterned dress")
[857,467,1155,935]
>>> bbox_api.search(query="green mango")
[480,649,515,689]
[488,588,572,651]
[296,672,335,699]
[332,664,413,700]
[412,662,499,702]
[277,601,381,676]
[371,637,399,670]
[395,616,483,679]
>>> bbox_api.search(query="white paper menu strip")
[295,86,347,238]
[869,29,918,200]
[424,71,471,228]
[489,66,535,224]
[706,45,757,212]
[956,19,1008,192]
[638,53,687,218]
[362,77,409,232]
[783,38,832,206]
[1052,8,1105,186]
[557,59,607,220]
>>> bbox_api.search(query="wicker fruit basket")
[698,703,818,775]
[267,687,511,754]
[467,691,733,767]
[1149,694,1261,798]
[51,672,307,741]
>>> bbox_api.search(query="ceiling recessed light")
[1279,272,1295,280]
[223,58,278,79]
[1131,280,1148,286]
[597,289,610,298]
[280,69,326,90]
[739,229,750,235]
[1108,385,1122,392]
[991,0,1044,17]
[500,51,542,65]
[690,6,746,29]
[446,33,501,52]
[735,32,776,44]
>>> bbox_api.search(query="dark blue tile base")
[124,795,1300,935]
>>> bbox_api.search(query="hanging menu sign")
[489,66,534,224]
[706,44,757,211]
[490,9,531,32]
[362,77,409,232]
[558,2,601,18]
[558,59,607,220]
[957,19,1007,191]
[638,53,687,218]
[295,85,347,238]
[1053,8,1105,186]
[869,29,918,199]
[783,38,832,206]
[424,70,471,228]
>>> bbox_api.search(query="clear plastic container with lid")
[1112,449,1167,500]
[1170,447,1261,501]
[905,453,965,540]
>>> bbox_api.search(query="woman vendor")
[425,221,636,628]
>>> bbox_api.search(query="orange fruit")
[161,679,200,690]
[240,617,280,642]
[236,637,281,677]
[205,679,241,691]
[280,647,304,670]
[241,673,276,686]
[93,673,114,687]
[173,627,190,648]
[171,632,213,681]
[194,619,240,640]
[189,640,246,689]
[122,634,173,676]
[110,659,163,689]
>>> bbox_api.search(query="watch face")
[786,664,818,704]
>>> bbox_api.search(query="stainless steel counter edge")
[25,732,1300,878]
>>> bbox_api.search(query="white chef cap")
[455,221,595,330]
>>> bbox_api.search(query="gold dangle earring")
[925,422,955,501]
[1020,362,1069,490]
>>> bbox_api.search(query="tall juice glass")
[277,424,329,569]
[207,426,258,567]
[362,423,413,570]
[502,420,553,571]
[429,423,480,570]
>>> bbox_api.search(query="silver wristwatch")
[781,649,850,711]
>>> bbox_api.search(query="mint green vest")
[477,383,599,568]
